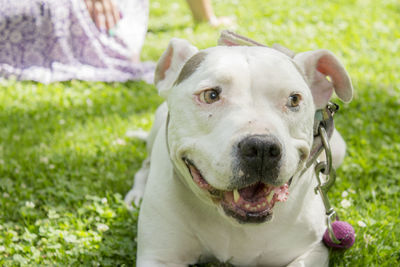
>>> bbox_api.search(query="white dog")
[125,35,352,266]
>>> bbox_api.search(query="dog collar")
[303,102,337,173]
[303,102,355,248]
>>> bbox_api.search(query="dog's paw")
[124,158,150,209]
[124,188,144,209]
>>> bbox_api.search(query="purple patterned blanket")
[0,0,154,83]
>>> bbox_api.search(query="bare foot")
[186,0,235,28]
[208,16,235,27]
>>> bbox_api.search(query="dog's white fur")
[125,38,353,266]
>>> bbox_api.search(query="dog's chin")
[183,158,290,224]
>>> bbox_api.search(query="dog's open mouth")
[184,159,289,223]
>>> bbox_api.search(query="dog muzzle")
[184,158,289,223]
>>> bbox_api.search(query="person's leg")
[186,0,214,23]
[186,0,233,27]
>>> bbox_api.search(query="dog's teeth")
[266,193,274,203]
[233,189,240,203]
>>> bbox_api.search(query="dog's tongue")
[238,182,266,201]
[274,184,289,202]
[238,182,289,203]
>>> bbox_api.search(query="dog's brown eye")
[199,88,221,104]
[287,93,302,108]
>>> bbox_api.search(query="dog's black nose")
[236,135,282,183]
[238,135,282,163]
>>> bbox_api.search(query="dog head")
[155,38,352,224]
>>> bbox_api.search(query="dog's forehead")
[206,46,292,64]
[176,46,302,87]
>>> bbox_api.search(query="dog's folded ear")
[154,38,199,98]
[294,50,353,109]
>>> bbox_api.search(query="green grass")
[0,0,399,265]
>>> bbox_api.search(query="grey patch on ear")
[174,51,208,85]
